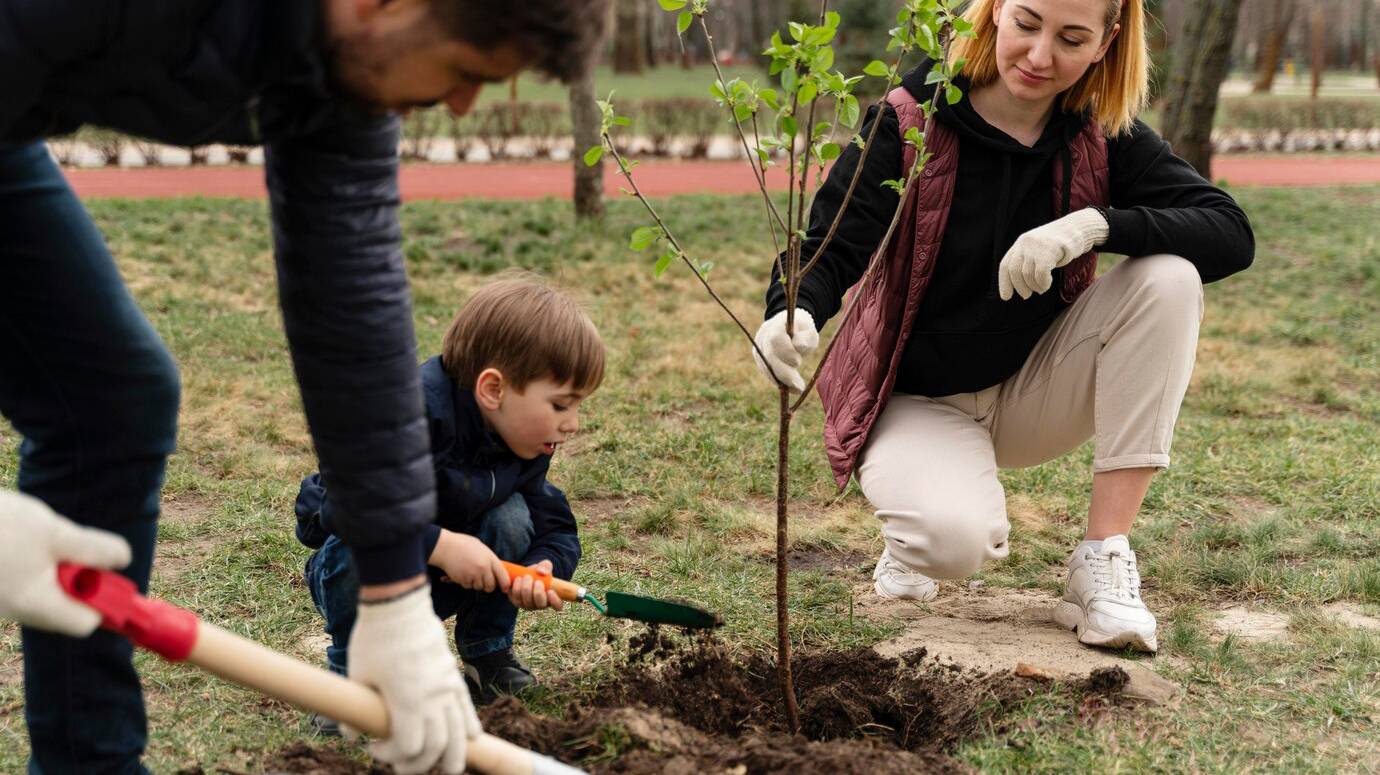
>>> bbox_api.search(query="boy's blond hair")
[947,0,1150,137]
[442,275,605,394]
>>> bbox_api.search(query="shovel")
[500,561,722,629]
[56,563,583,775]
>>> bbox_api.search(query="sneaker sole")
[873,579,938,602]
[1053,601,1158,653]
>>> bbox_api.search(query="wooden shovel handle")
[500,561,584,602]
[191,621,580,775]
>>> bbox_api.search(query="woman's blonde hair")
[947,0,1149,136]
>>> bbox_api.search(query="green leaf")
[654,248,677,277]
[881,178,907,195]
[919,25,938,55]
[677,11,693,34]
[759,88,780,110]
[629,226,661,251]
[952,16,974,35]
[819,142,841,161]
[582,145,604,167]
[824,11,841,29]
[840,94,860,129]
[781,66,798,94]
[903,127,923,145]
[946,83,962,105]
[925,67,946,85]
[852,134,866,150]
[613,116,632,127]
[788,22,806,42]
[781,115,799,137]
[657,0,687,10]
[863,60,891,78]
[733,102,755,123]
[813,46,835,71]
[698,260,715,275]
[797,81,818,105]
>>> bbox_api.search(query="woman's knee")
[1123,254,1204,320]
[877,505,1010,580]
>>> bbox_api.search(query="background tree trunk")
[1161,0,1246,177]
[1252,0,1297,93]
[1310,1,1326,99]
[613,0,646,74]
[569,71,605,220]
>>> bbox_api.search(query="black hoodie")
[766,63,1254,397]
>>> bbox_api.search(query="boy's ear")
[474,367,505,411]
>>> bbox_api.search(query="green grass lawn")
[1,185,1377,772]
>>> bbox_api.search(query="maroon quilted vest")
[817,87,1111,489]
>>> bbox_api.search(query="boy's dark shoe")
[309,712,342,738]
[463,648,537,704]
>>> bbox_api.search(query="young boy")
[295,277,603,730]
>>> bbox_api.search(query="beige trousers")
[856,255,1205,580]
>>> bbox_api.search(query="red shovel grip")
[57,562,198,661]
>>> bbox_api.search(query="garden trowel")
[57,563,584,775]
[500,561,722,629]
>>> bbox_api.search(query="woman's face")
[990,0,1119,105]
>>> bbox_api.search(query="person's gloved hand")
[0,489,131,637]
[752,308,818,392]
[345,584,481,775]
[997,208,1109,300]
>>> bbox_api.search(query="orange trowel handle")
[500,561,584,602]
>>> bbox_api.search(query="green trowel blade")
[603,591,723,629]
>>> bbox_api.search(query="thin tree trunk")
[775,388,799,733]
[1252,0,1297,93]
[569,71,605,220]
[1161,0,1246,177]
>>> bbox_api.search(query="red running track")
[61,155,1380,201]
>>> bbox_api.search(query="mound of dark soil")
[260,628,1130,774]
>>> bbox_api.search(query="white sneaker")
[872,549,938,601]
[1053,535,1158,652]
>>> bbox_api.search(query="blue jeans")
[305,493,535,674]
[1,142,179,774]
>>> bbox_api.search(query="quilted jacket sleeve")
[265,110,436,585]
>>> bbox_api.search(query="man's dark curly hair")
[433,0,610,83]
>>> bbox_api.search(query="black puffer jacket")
[0,0,434,584]
[296,357,582,581]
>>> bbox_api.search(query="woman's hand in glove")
[751,308,818,392]
[998,208,1109,300]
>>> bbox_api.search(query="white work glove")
[752,308,819,392]
[997,207,1109,300]
[0,489,131,637]
[345,584,481,775]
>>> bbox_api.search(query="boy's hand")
[429,530,509,594]
[506,560,565,611]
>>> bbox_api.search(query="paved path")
[62,155,1380,201]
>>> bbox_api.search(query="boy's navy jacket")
[0,1,437,584]
[296,357,582,582]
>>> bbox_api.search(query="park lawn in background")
[475,63,765,106]
[0,185,1376,772]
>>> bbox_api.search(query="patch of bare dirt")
[1323,603,1380,632]
[152,495,224,582]
[258,628,1134,774]
[1212,607,1291,641]
[1211,603,1380,644]
[861,585,1181,705]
